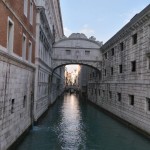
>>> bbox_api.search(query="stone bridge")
[52,33,103,71]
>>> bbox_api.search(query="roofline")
[101,4,150,51]
[53,37,102,47]
[57,0,64,36]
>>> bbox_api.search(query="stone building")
[0,0,36,149]
[88,4,150,135]
[78,65,90,94]
[52,33,103,69]
[0,0,65,149]
[87,67,102,103]
[34,0,64,122]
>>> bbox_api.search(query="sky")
[65,64,79,73]
[60,0,150,43]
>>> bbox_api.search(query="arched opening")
[50,63,102,102]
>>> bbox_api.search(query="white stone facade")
[0,50,34,150]
[35,0,64,41]
[0,0,65,149]
[34,1,64,121]
[53,33,103,70]
[88,5,150,135]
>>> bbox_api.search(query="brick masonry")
[0,0,36,63]
[0,1,36,149]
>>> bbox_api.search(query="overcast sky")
[60,0,150,43]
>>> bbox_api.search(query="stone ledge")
[0,48,35,71]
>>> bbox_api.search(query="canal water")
[16,93,150,150]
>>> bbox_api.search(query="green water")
[16,93,150,150]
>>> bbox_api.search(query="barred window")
[129,95,134,106]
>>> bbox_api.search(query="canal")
[16,93,150,150]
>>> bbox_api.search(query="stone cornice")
[0,48,35,70]
[52,58,100,62]
[37,6,55,43]
[101,4,150,52]
[54,38,102,47]
[36,57,53,71]
[57,0,64,35]
[51,0,63,40]
[53,46,100,50]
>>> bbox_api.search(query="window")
[109,91,112,99]
[89,73,92,79]
[117,93,121,101]
[92,72,95,77]
[28,41,32,63]
[99,72,102,80]
[104,52,107,59]
[119,64,122,73]
[24,0,28,17]
[147,56,150,70]
[103,90,105,97]
[104,69,107,76]
[52,25,55,36]
[23,95,27,108]
[131,61,136,72]
[146,98,150,111]
[111,48,114,56]
[111,67,113,75]
[0,108,2,120]
[11,99,15,114]
[132,33,137,45]
[95,89,97,95]
[120,42,124,51]
[85,50,90,55]
[99,89,100,96]
[7,18,14,53]
[29,0,33,24]
[22,34,27,60]
[66,50,71,55]
[129,95,134,106]
[95,72,98,78]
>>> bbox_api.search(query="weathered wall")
[33,2,64,121]
[0,51,34,150]
[53,33,102,69]
[0,1,36,149]
[88,5,150,135]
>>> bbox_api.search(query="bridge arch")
[52,33,103,71]
[52,62,102,73]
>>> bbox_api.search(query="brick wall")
[0,0,36,63]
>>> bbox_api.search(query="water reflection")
[58,94,86,149]
[16,93,150,150]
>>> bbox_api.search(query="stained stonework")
[0,52,34,150]
[52,33,103,70]
[0,1,36,149]
[34,0,64,122]
[88,4,150,135]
